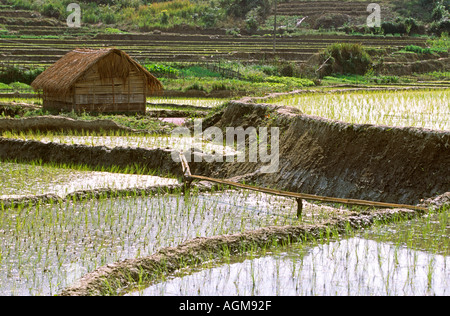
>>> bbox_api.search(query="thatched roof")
[31,48,163,95]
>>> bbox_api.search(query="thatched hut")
[31,48,162,114]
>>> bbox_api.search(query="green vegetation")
[3,0,446,35]
[144,61,315,95]
[0,66,43,85]
[316,43,372,78]
[0,185,309,295]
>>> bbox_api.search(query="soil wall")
[196,100,450,205]
[0,138,183,176]
[1,101,448,205]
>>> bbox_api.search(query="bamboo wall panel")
[75,94,145,104]
[76,103,145,113]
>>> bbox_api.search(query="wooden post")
[273,0,277,55]
[179,152,193,193]
[296,198,303,218]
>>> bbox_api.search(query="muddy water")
[0,190,306,296]
[158,118,186,126]
[130,211,449,296]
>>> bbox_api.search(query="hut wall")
[73,65,147,114]
[42,90,74,112]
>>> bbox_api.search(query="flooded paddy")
[129,208,449,296]
[0,189,325,296]
[147,97,228,109]
[0,162,178,198]
[1,133,237,157]
[263,89,450,131]
[0,92,448,296]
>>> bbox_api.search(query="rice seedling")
[264,89,450,131]
[1,130,238,157]
[147,97,229,109]
[0,187,315,296]
[0,161,178,198]
[129,204,449,296]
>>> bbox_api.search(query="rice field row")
[0,34,427,66]
[0,161,178,199]
[1,187,343,296]
[130,206,450,296]
[0,133,238,157]
[264,89,450,131]
[147,97,228,108]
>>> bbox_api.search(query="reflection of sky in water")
[131,237,449,296]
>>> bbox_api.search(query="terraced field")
[0,2,428,68]
[276,0,371,18]
[0,33,429,68]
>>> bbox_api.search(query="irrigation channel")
[0,89,449,296]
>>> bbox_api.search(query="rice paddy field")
[0,89,449,296]
[0,35,428,68]
[263,89,450,131]
[130,207,449,296]
[0,132,238,157]
[0,187,332,296]
[0,161,178,199]
[147,97,228,109]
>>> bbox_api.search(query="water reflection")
[131,237,449,296]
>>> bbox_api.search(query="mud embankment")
[195,100,450,206]
[0,185,182,210]
[1,101,448,205]
[0,138,183,177]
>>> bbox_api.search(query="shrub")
[429,18,450,35]
[279,64,294,77]
[220,0,270,19]
[160,10,169,25]
[42,2,64,19]
[313,13,350,30]
[427,32,450,51]
[317,43,372,78]
[201,8,220,28]
[245,8,259,34]
[432,1,449,21]
[0,66,44,85]
[145,63,180,77]
[83,12,100,24]
[403,45,434,54]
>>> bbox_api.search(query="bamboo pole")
[188,174,428,212]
